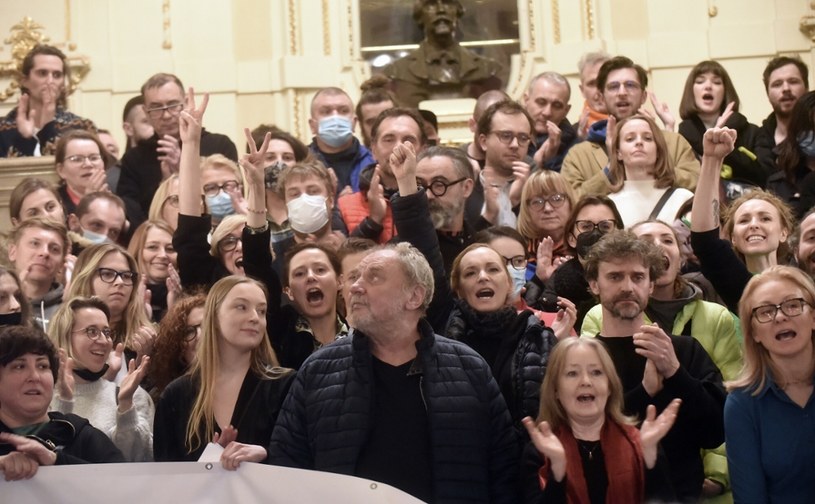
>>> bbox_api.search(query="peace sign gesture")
[178,87,209,144]
[241,127,271,189]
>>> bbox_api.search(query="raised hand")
[551,297,577,340]
[639,399,681,468]
[508,161,532,208]
[15,94,36,139]
[56,348,75,401]
[158,135,181,179]
[241,127,271,189]
[367,167,387,225]
[535,237,572,282]
[533,121,562,167]
[87,166,110,193]
[104,343,125,381]
[522,417,567,482]
[389,141,418,196]
[117,356,150,413]
[576,108,591,140]
[702,127,737,162]
[481,180,500,225]
[646,91,676,131]
[131,324,157,359]
[138,276,153,322]
[604,115,618,158]
[220,442,267,471]
[178,87,209,145]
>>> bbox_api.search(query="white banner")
[1,462,426,503]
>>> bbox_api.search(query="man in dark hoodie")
[7,218,69,332]
[560,56,700,198]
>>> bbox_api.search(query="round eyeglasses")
[528,193,568,210]
[418,177,467,197]
[72,325,113,342]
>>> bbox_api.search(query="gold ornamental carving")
[0,17,90,103]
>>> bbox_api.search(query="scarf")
[540,419,645,504]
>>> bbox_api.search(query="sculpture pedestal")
[419,98,477,147]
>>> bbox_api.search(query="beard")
[428,198,464,231]
[604,293,646,320]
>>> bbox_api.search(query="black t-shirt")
[355,356,433,502]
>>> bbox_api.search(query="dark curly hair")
[148,292,206,399]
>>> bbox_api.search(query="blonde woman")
[147,174,181,230]
[522,337,680,503]
[517,170,577,265]
[66,243,155,368]
[127,220,180,322]
[48,297,153,462]
[725,266,815,503]
[153,276,293,467]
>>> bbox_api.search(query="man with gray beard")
[414,146,476,274]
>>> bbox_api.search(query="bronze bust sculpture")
[383,0,503,108]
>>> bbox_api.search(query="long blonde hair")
[184,275,288,453]
[537,337,636,431]
[67,244,151,348]
[728,265,815,394]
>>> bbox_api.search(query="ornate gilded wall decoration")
[0,17,90,103]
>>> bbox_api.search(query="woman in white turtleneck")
[606,115,694,228]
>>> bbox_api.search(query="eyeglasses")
[490,130,532,146]
[145,102,184,118]
[65,154,103,164]
[528,193,568,210]
[418,177,467,197]
[752,298,809,323]
[72,325,112,342]
[575,220,616,234]
[96,267,138,285]
[218,235,242,253]
[604,80,642,93]
[502,255,527,269]
[203,181,242,197]
[183,324,202,342]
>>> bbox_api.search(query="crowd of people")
[0,31,813,504]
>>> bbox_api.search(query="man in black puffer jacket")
[268,242,519,503]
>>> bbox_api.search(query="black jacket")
[690,228,753,314]
[0,411,124,464]
[528,119,581,172]
[596,333,727,502]
[445,303,557,426]
[173,213,229,290]
[678,112,772,187]
[153,369,294,462]
[117,130,237,229]
[268,320,520,504]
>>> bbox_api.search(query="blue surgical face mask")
[798,131,815,158]
[82,228,110,245]
[317,116,354,148]
[508,265,527,300]
[206,190,236,219]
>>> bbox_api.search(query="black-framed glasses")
[96,267,137,285]
[604,80,641,93]
[203,180,242,197]
[217,235,242,253]
[145,102,184,118]
[575,220,616,234]
[72,325,112,342]
[502,255,527,269]
[183,324,202,342]
[418,177,467,197]
[65,154,103,164]
[752,298,809,324]
[490,130,532,146]
[528,193,568,210]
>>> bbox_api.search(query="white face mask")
[508,265,527,299]
[287,194,329,234]
[82,228,110,244]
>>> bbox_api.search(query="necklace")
[577,439,601,461]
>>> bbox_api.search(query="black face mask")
[575,229,605,259]
[0,311,22,326]
[264,161,289,191]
